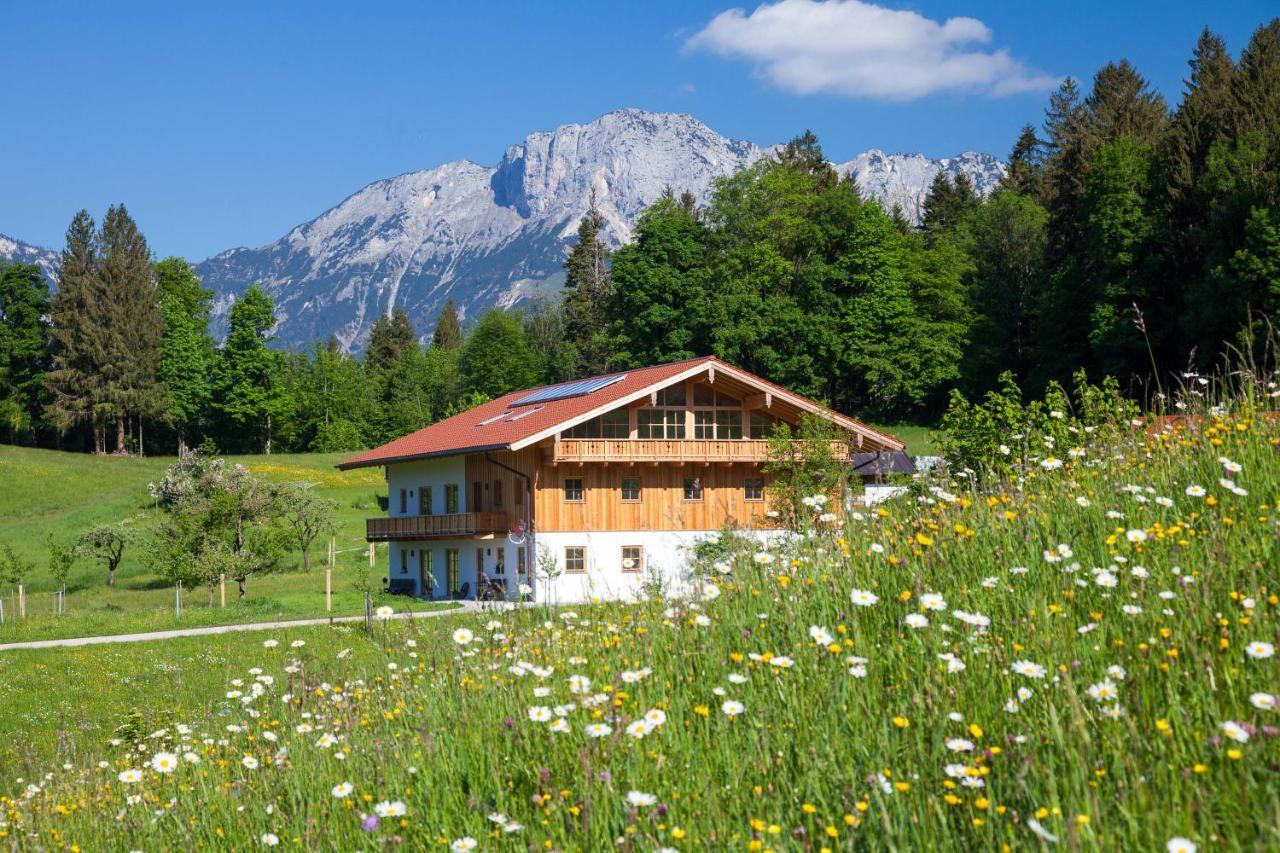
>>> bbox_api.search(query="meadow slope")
[1,410,1276,850]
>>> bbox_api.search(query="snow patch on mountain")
[0,234,59,284]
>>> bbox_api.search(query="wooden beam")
[707,365,716,384]
[743,392,772,410]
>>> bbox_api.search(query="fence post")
[176,581,182,619]
[220,573,226,608]
[17,584,25,619]
[325,567,332,612]
[0,597,5,624]
[368,542,375,569]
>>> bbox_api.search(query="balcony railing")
[366,512,510,542]
[548,438,851,464]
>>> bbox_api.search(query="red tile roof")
[337,356,902,469]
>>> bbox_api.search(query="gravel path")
[0,604,475,652]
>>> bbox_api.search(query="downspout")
[485,451,535,594]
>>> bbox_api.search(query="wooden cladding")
[535,463,774,532]
[366,512,509,541]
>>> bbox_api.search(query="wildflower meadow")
[2,397,1278,851]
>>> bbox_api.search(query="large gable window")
[565,408,628,439]
[637,408,685,439]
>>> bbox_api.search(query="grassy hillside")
[1,404,1275,850]
[0,447,453,642]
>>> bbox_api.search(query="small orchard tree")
[76,523,136,587]
[281,483,337,572]
[46,534,75,593]
[152,454,290,598]
[0,544,32,589]
[763,414,853,530]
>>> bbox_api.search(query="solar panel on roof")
[509,374,626,407]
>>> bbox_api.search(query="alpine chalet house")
[337,356,902,603]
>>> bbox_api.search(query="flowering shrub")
[2,400,1277,851]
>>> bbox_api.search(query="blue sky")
[1,1,1274,260]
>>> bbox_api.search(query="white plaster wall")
[387,537,530,600]
[528,529,780,604]
[385,456,467,517]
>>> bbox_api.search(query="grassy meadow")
[0,402,1275,850]
[0,447,454,642]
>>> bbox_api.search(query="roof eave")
[335,443,512,471]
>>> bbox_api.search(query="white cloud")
[685,0,1060,101]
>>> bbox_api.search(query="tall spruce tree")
[0,262,52,442]
[45,210,107,451]
[155,257,213,456]
[366,307,417,374]
[96,205,163,453]
[431,299,462,349]
[214,285,288,454]
[1004,125,1047,199]
[562,190,613,376]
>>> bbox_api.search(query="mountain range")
[2,109,1005,351]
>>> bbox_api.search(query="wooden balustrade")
[547,439,850,464]
[366,512,509,541]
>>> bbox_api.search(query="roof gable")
[336,356,902,470]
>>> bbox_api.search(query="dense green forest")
[1,20,1277,456]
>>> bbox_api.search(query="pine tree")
[0,262,52,442]
[96,205,163,453]
[1004,124,1046,199]
[431,299,462,349]
[155,257,213,455]
[366,307,416,373]
[45,210,106,451]
[1085,61,1170,144]
[921,172,979,240]
[562,190,613,375]
[214,285,288,454]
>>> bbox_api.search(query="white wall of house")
[386,538,529,600]
[385,456,467,518]
[528,529,785,604]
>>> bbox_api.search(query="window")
[472,481,483,512]
[637,408,686,439]
[693,384,740,407]
[717,410,743,439]
[492,479,503,509]
[422,550,432,584]
[517,547,527,575]
[444,484,459,514]
[656,385,685,406]
[565,409,629,439]
[683,477,702,501]
[400,548,409,575]
[399,488,408,514]
[476,547,485,577]
[495,547,505,575]
[419,486,432,516]
[446,549,460,596]
[621,545,643,573]
[564,546,586,574]
[621,476,641,502]
[750,411,778,439]
[693,410,742,439]
[745,477,764,502]
[563,477,584,502]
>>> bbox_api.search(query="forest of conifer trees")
[0,19,1276,455]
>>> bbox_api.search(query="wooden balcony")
[547,438,851,465]
[366,512,509,542]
